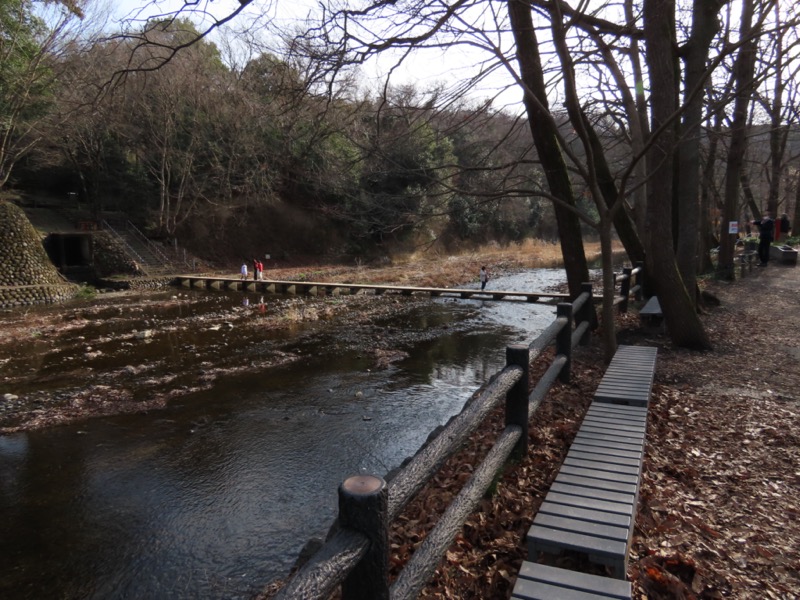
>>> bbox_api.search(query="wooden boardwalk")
[172,276,569,304]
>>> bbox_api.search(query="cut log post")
[619,267,632,313]
[339,475,389,600]
[505,344,530,459]
[556,303,573,383]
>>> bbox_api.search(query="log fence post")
[556,303,573,383]
[505,344,530,460]
[575,282,594,344]
[619,267,632,313]
[634,261,645,300]
[339,475,389,600]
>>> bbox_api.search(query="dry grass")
[263,240,615,290]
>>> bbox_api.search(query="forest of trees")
[1,0,799,351]
[2,1,556,261]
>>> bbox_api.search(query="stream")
[0,269,569,599]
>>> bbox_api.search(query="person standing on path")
[480,266,489,290]
[252,258,259,281]
[753,211,775,266]
[779,213,791,240]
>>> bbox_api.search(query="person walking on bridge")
[240,262,248,280]
[480,266,489,290]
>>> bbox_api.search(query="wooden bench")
[520,345,656,590]
[526,402,647,578]
[638,296,663,328]
[511,561,631,600]
[593,345,658,407]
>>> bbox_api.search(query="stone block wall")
[0,201,79,308]
[92,231,141,277]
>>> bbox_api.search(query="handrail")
[101,219,150,275]
[387,366,522,520]
[390,425,523,599]
[275,529,369,599]
[123,220,176,267]
[273,283,597,600]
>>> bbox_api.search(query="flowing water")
[0,270,568,599]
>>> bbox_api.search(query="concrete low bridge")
[172,275,570,304]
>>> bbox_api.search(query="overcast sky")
[107,0,524,111]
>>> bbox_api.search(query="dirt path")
[630,263,800,599]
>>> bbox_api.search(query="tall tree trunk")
[718,0,757,279]
[741,172,761,221]
[507,0,590,299]
[676,0,725,299]
[579,28,648,266]
[787,169,800,237]
[766,1,786,218]
[793,169,800,237]
[700,108,724,271]
[578,109,647,266]
[625,0,652,239]
[644,0,712,349]
[549,6,622,361]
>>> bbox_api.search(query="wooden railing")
[613,262,645,313]
[273,281,603,600]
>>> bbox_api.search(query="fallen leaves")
[383,268,800,600]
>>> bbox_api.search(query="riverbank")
[4,247,797,598]
[263,263,797,599]
[0,241,593,433]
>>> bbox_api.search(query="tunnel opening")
[44,233,96,282]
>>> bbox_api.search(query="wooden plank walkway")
[525,403,649,581]
[516,345,657,597]
[172,276,570,304]
[593,345,658,407]
[512,562,632,600]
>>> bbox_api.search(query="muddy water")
[0,270,567,599]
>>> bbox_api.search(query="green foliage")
[143,18,225,71]
[779,235,799,246]
[447,194,540,244]
[0,1,45,74]
[8,25,545,259]
[75,285,96,300]
[0,0,54,159]
[342,113,458,244]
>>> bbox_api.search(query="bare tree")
[676,0,727,300]
[0,0,86,188]
[718,0,763,278]
[643,0,711,349]
[88,0,800,349]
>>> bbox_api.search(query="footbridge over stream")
[172,275,571,304]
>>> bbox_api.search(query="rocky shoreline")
[0,286,448,433]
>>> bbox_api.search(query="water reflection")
[0,270,566,599]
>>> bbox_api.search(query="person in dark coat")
[752,211,775,266]
[779,213,791,239]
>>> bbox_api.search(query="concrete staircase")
[101,219,187,276]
